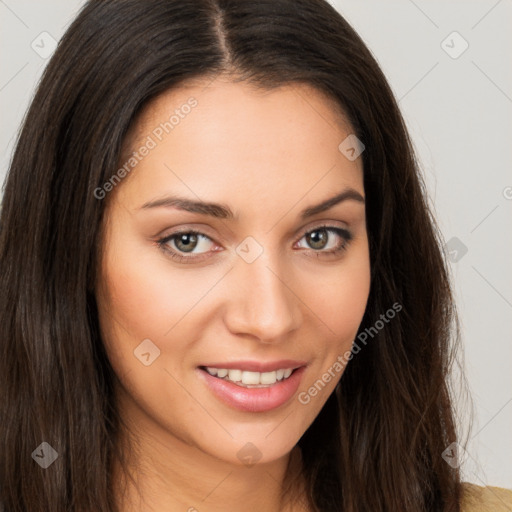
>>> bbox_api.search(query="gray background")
[1,0,511,489]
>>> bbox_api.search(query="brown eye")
[157,230,217,262]
[296,225,352,255]
[173,232,199,253]
[305,229,329,250]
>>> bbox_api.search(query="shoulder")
[461,482,512,511]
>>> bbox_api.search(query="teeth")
[242,371,261,385]
[203,367,295,386]
[259,371,277,385]
[228,369,242,382]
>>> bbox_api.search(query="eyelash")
[156,224,353,264]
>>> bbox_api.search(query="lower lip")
[197,366,306,413]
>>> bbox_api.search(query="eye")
[157,229,217,263]
[295,225,352,257]
[156,224,352,264]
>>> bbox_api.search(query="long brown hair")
[0,0,470,510]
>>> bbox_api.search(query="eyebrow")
[139,187,365,220]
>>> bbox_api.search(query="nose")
[223,251,302,342]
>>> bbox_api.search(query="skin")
[95,76,371,512]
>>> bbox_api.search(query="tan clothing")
[461,482,512,511]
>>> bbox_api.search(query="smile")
[202,367,295,387]
[197,363,307,413]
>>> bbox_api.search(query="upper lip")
[199,360,307,373]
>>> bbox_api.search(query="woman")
[0,1,510,510]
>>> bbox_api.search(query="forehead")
[134,77,353,140]
[114,78,364,213]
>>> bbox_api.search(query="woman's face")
[96,77,370,467]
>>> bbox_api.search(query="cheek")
[96,231,232,385]
[100,262,171,337]
[295,250,370,411]
[306,244,371,342]
[332,267,370,336]
[97,237,206,344]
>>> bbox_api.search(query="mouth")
[196,360,307,413]
[198,365,299,388]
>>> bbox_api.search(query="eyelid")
[156,220,352,262]
[295,219,349,237]
[159,219,349,241]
